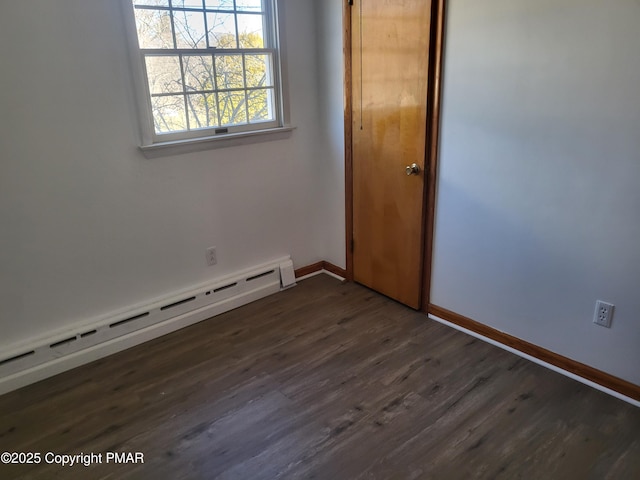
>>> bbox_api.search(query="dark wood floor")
[1,275,639,479]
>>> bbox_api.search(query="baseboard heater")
[0,256,296,396]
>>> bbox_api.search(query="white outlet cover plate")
[593,300,614,328]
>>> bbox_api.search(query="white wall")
[0,0,342,350]
[432,0,640,384]
[314,0,346,269]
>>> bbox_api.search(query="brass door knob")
[406,163,421,176]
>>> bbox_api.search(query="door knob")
[406,163,421,176]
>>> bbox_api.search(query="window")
[126,0,287,149]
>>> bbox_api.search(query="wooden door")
[351,0,432,309]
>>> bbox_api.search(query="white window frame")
[121,0,292,155]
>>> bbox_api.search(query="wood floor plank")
[0,275,638,479]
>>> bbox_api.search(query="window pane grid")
[148,87,275,100]
[134,5,267,51]
[211,49,223,126]
[178,54,191,131]
[242,54,250,122]
[143,52,274,94]
[202,5,211,49]
[233,4,240,50]
[133,4,265,14]
[140,48,274,54]
[143,49,273,133]
[132,0,278,137]
[135,7,264,14]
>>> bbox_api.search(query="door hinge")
[351,238,355,253]
[348,0,353,5]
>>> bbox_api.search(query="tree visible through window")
[130,0,281,139]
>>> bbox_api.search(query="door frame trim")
[343,0,447,309]
[421,0,446,312]
[343,0,354,282]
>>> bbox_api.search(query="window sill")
[139,125,296,159]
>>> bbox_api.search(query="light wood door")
[351,0,432,309]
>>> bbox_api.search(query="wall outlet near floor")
[593,300,614,328]
[206,246,217,266]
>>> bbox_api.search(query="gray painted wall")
[432,0,640,384]
[0,0,343,350]
[314,0,346,270]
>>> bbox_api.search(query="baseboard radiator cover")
[0,257,294,396]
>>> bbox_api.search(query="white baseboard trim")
[428,314,640,408]
[297,269,345,282]
[321,269,346,281]
[0,257,290,396]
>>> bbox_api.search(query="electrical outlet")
[593,300,614,328]
[206,247,217,266]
